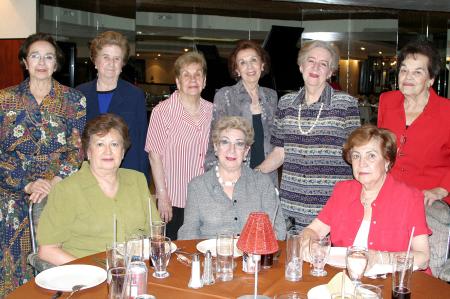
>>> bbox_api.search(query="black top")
[250,113,265,168]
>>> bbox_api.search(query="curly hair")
[90,31,130,64]
[398,39,441,80]
[212,116,254,147]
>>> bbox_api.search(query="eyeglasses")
[28,53,56,63]
[218,139,247,150]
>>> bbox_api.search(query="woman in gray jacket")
[204,40,278,183]
[179,117,286,240]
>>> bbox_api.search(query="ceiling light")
[184,48,189,52]
[378,51,383,55]
[360,47,365,51]
[157,53,161,57]
[136,31,142,35]
[136,53,140,57]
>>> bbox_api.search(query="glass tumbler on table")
[309,235,331,277]
[391,254,414,299]
[150,236,172,278]
[346,246,368,286]
[216,232,235,281]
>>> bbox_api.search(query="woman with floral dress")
[0,33,86,296]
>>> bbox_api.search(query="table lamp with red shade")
[237,212,279,299]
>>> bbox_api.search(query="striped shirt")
[145,91,213,208]
[271,84,360,229]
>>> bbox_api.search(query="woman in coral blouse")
[378,40,450,205]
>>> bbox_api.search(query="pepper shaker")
[188,253,203,289]
[202,250,215,285]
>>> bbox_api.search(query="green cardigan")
[38,161,160,258]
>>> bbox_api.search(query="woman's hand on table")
[423,187,448,206]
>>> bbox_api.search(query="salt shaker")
[188,253,203,289]
[202,250,215,285]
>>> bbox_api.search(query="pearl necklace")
[297,102,324,135]
[215,166,237,187]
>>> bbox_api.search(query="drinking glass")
[309,235,331,276]
[150,236,171,278]
[392,254,414,299]
[107,267,126,299]
[125,235,145,264]
[149,221,166,237]
[285,229,303,281]
[106,243,125,270]
[216,232,234,281]
[355,284,382,299]
[346,246,368,285]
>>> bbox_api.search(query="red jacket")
[318,174,431,251]
[378,89,450,203]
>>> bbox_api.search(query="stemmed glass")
[150,236,172,278]
[309,235,331,277]
[346,246,368,286]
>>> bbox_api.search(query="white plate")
[143,240,177,258]
[308,284,331,299]
[327,247,347,268]
[35,264,107,292]
[196,238,243,257]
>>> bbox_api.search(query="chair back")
[426,200,450,278]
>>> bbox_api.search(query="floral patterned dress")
[0,78,86,296]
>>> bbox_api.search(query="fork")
[66,284,85,299]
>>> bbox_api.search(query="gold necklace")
[297,102,324,135]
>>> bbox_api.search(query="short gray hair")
[297,40,340,72]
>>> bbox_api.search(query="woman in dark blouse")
[204,40,278,183]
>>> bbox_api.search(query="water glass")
[107,267,126,299]
[309,235,331,277]
[285,229,303,281]
[149,221,166,237]
[150,236,172,278]
[346,246,368,285]
[355,284,382,299]
[216,232,234,281]
[125,235,145,264]
[392,254,414,299]
[106,243,125,270]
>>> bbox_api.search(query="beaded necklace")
[215,166,237,187]
[297,102,324,135]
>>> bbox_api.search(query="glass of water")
[216,232,235,281]
[150,236,171,278]
[309,235,331,277]
[346,246,368,285]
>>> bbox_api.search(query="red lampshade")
[237,212,279,255]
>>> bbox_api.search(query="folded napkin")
[327,272,355,295]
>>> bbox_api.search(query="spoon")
[66,284,85,298]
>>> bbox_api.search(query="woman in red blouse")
[303,125,430,270]
[378,40,450,206]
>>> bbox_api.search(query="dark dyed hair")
[398,39,442,80]
[343,125,397,170]
[81,113,131,156]
[18,33,64,71]
[228,40,270,80]
[90,31,130,64]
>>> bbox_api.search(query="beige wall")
[145,57,175,84]
[0,0,36,38]
[339,59,360,97]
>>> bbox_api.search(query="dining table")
[8,240,450,298]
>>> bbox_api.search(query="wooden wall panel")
[0,39,24,89]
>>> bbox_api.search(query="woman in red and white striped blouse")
[145,52,213,240]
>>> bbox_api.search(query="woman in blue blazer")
[77,31,150,181]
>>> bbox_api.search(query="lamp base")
[237,295,271,299]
